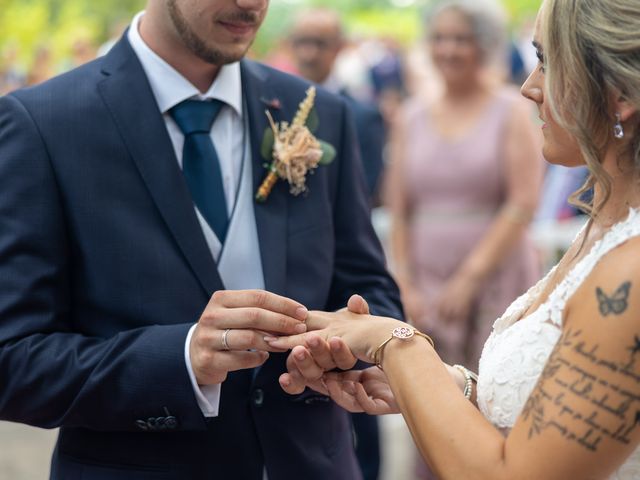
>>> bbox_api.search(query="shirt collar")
[127,11,243,116]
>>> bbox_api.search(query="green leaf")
[318,140,336,165]
[260,128,274,160]
[306,107,320,133]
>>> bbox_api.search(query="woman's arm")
[379,238,640,479]
[269,238,640,478]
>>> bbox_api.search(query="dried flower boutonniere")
[255,86,336,203]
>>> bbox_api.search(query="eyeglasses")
[290,36,337,51]
[429,33,475,46]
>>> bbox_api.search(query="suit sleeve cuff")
[185,324,221,417]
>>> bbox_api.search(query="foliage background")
[0,0,541,67]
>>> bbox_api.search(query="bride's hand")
[265,299,404,363]
[277,295,369,395]
[323,367,399,415]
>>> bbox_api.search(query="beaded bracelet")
[453,364,478,400]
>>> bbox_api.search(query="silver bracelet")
[453,364,478,400]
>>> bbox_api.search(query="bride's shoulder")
[567,235,640,327]
[594,234,640,280]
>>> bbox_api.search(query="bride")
[266,0,640,477]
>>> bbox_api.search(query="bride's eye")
[535,50,546,73]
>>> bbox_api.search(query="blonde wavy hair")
[542,0,640,216]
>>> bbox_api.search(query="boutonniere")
[255,86,336,203]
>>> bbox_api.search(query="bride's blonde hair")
[542,0,640,216]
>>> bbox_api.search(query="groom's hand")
[278,294,367,395]
[190,290,308,385]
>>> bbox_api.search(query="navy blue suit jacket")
[0,36,402,480]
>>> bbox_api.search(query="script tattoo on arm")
[521,328,640,452]
[596,281,631,317]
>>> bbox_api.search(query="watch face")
[392,326,415,340]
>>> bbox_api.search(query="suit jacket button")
[252,388,264,407]
[165,416,178,429]
[135,420,149,431]
[147,417,159,430]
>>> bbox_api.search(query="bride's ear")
[611,90,637,123]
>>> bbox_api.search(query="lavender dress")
[400,88,540,370]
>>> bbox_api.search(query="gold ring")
[221,328,232,351]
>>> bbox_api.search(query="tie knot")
[169,99,224,135]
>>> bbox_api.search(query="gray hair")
[424,0,507,65]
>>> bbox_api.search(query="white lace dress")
[477,208,640,479]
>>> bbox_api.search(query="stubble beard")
[167,0,258,66]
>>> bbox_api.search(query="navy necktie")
[169,99,229,243]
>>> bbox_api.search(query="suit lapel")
[241,61,288,296]
[98,37,224,296]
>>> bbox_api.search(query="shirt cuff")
[185,324,221,417]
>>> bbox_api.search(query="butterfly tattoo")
[596,281,631,317]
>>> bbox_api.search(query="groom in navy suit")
[0,0,402,479]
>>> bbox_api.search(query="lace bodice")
[477,208,640,479]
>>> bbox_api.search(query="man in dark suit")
[288,8,387,199]
[288,9,389,479]
[0,1,402,479]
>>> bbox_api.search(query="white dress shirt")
[128,11,245,417]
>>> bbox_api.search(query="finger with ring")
[222,328,232,351]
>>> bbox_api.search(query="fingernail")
[281,376,291,387]
[294,323,307,334]
[295,306,308,320]
[264,336,278,342]
[308,336,320,348]
[294,350,306,361]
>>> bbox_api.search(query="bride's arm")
[268,240,640,479]
[278,334,475,412]
[373,241,640,479]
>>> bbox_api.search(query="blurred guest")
[516,17,538,76]
[97,19,130,57]
[70,37,96,68]
[384,4,544,477]
[386,0,543,404]
[368,37,407,124]
[369,38,405,99]
[508,40,527,84]
[333,38,376,104]
[289,8,386,198]
[263,38,298,75]
[26,45,54,86]
[0,44,25,95]
[59,36,97,72]
[535,164,589,222]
